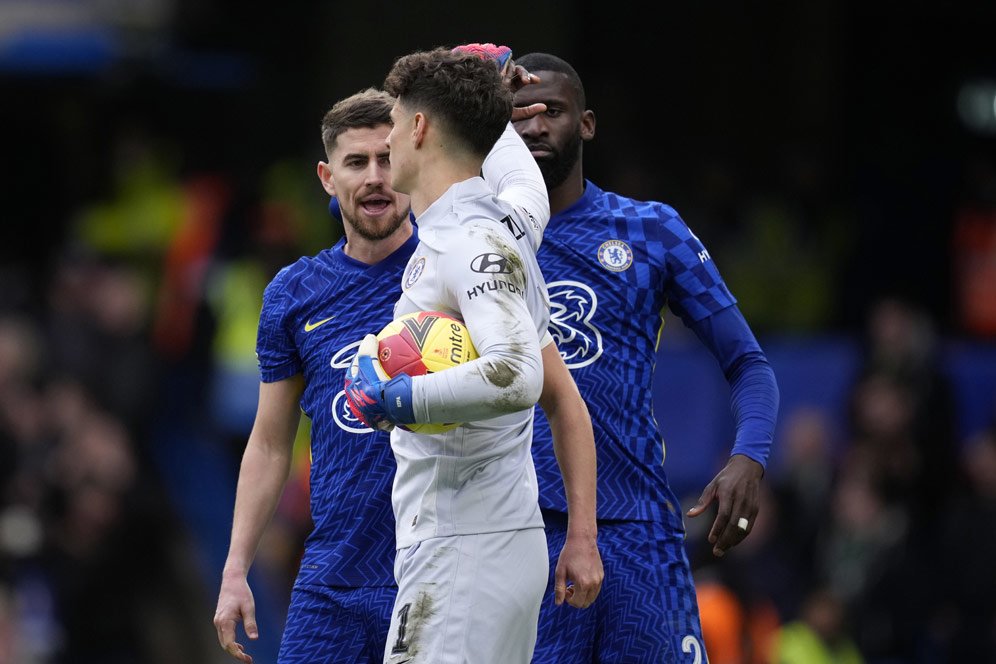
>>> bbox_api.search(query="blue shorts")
[532,513,706,663]
[278,584,396,664]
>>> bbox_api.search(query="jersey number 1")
[391,603,411,655]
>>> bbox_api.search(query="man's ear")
[581,110,596,142]
[317,161,336,196]
[412,112,427,148]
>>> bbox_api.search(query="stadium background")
[1,1,995,661]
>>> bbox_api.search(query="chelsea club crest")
[597,240,633,272]
[405,256,426,289]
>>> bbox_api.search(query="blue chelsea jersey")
[532,181,736,522]
[256,230,419,587]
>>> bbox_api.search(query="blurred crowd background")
[1,1,995,662]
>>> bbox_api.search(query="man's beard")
[344,208,407,242]
[535,131,582,190]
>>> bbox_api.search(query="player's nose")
[364,163,386,185]
[516,111,546,135]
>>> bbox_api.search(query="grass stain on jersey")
[405,588,436,660]
[485,233,525,287]
[484,358,517,388]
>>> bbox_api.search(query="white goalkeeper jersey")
[389,123,553,548]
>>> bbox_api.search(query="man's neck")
[549,172,585,217]
[410,152,482,218]
[343,221,414,265]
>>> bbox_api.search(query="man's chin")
[349,216,406,242]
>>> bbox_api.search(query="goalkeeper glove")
[344,334,415,432]
[452,43,513,70]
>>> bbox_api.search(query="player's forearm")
[727,352,779,467]
[539,342,598,533]
[412,344,543,423]
[687,306,779,467]
[548,403,598,535]
[412,300,544,423]
[223,433,295,576]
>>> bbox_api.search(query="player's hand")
[344,334,414,431]
[452,42,545,122]
[505,62,544,121]
[686,454,764,557]
[213,571,258,663]
[510,69,546,123]
[554,529,604,609]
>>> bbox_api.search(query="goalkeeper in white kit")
[345,45,601,664]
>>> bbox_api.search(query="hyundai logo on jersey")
[470,253,511,274]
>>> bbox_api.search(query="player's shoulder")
[587,182,694,237]
[602,187,681,218]
[265,254,309,290]
[424,208,518,251]
[264,249,335,295]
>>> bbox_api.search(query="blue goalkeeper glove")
[344,334,415,432]
[452,43,513,71]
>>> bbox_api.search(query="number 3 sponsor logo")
[546,280,603,369]
[331,342,373,434]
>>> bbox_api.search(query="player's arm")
[214,375,303,663]
[457,42,550,244]
[482,122,550,243]
[683,305,779,557]
[347,233,544,429]
[411,241,544,423]
[538,341,603,609]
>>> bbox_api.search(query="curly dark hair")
[383,47,512,158]
[320,88,395,158]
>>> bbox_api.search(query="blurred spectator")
[203,161,315,446]
[0,223,219,662]
[931,425,996,659]
[851,296,958,525]
[846,373,921,508]
[150,173,230,367]
[771,405,836,593]
[45,253,159,435]
[772,586,864,664]
[812,456,923,660]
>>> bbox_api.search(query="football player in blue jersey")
[213,55,601,664]
[213,88,416,664]
[511,53,780,663]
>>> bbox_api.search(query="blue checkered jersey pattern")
[256,232,419,587]
[533,181,736,520]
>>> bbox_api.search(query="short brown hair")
[383,47,512,158]
[320,88,395,158]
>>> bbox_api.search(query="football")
[376,310,478,434]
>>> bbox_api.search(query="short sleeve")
[256,271,302,382]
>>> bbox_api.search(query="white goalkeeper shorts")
[383,527,548,664]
